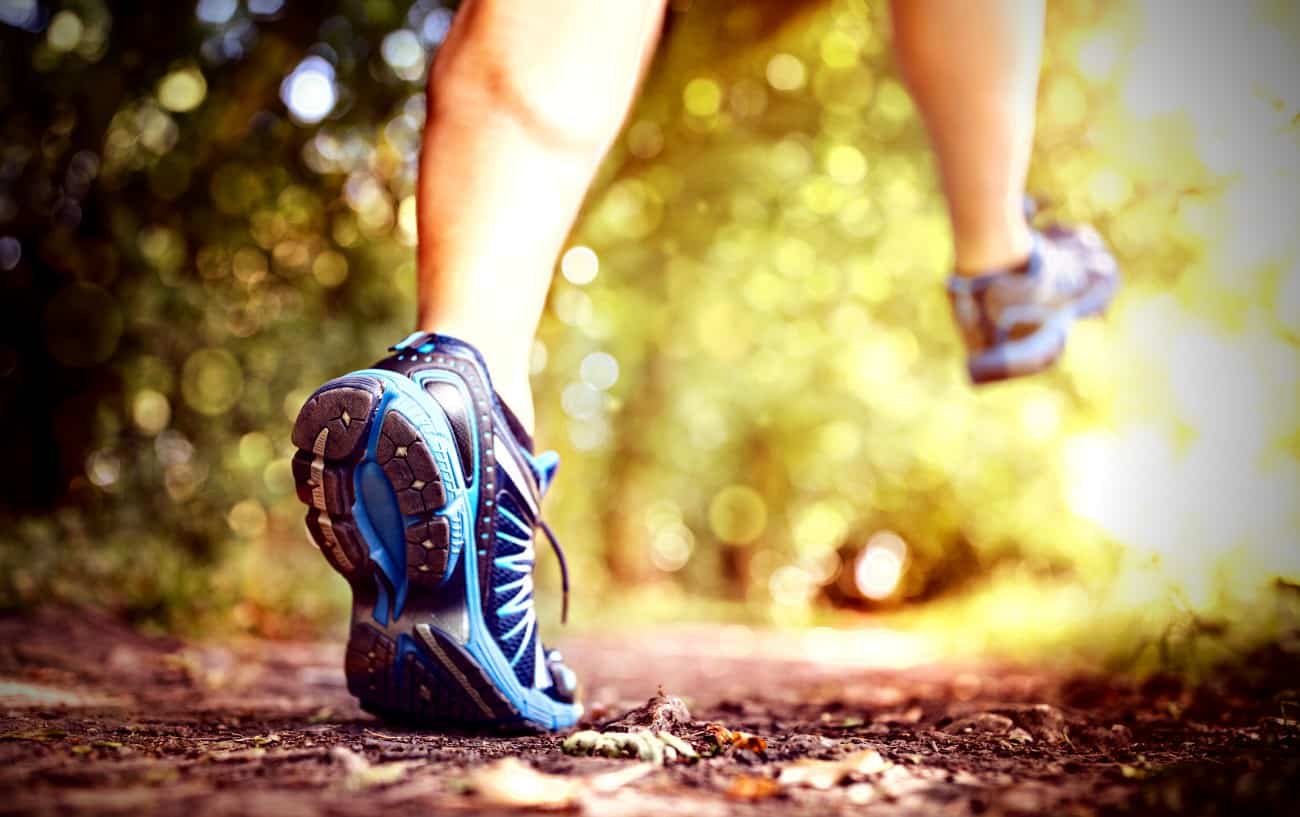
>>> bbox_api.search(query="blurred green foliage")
[0,0,1296,666]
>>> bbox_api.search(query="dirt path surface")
[1,608,1297,816]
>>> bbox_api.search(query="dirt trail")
[1,608,1297,816]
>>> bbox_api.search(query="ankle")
[492,375,536,437]
[951,211,1034,276]
[416,321,536,434]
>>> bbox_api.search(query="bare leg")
[890,0,1044,275]
[417,0,665,430]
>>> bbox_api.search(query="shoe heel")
[292,373,459,588]
[291,376,387,581]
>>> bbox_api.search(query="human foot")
[947,221,1119,384]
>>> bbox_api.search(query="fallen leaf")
[464,757,654,810]
[466,758,582,810]
[988,704,1068,743]
[942,713,1014,736]
[208,747,267,762]
[656,731,700,763]
[732,732,767,753]
[587,763,658,794]
[777,749,891,790]
[876,706,923,724]
[331,745,419,790]
[702,723,768,754]
[846,782,876,804]
[726,775,780,801]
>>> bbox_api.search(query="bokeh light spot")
[793,502,849,556]
[227,499,268,539]
[560,245,599,285]
[568,416,610,451]
[263,459,294,496]
[281,56,337,124]
[0,236,20,271]
[708,485,767,544]
[157,67,207,113]
[820,30,860,69]
[195,0,237,26]
[181,348,244,416]
[381,29,425,80]
[855,531,908,600]
[397,195,418,245]
[766,53,806,92]
[626,120,664,159]
[683,77,722,117]
[248,0,285,17]
[238,432,274,469]
[0,0,39,30]
[312,250,349,287]
[46,11,83,53]
[420,8,454,45]
[770,565,817,606]
[132,389,172,436]
[530,339,548,375]
[560,382,602,420]
[825,144,868,185]
[651,526,694,572]
[579,351,619,390]
[86,450,121,489]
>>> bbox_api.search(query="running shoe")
[291,332,581,731]
[947,221,1119,384]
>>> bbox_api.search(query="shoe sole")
[291,372,540,730]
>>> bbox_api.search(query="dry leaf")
[587,763,658,794]
[726,774,780,801]
[777,749,891,789]
[466,758,582,811]
[732,731,767,753]
[942,713,1015,736]
[330,745,418,790]
[876,706,923,724]
[702,723,768,754]
[845,782,876,804]
[464,757,655,810]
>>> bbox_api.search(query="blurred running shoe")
[947,220,1119,384]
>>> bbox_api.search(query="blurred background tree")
[0,0,1296,671]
